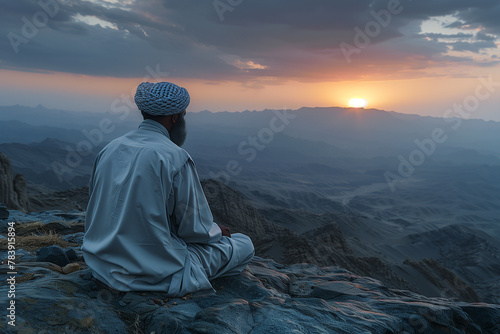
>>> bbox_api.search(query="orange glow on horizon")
[0,67,499,120]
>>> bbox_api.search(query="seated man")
[82,81,254,296]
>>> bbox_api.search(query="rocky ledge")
[1,212,500,333]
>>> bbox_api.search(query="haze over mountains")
[1,104,499,304]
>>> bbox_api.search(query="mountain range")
[0,104,499,304]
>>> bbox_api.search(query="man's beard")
[169,113,187,147]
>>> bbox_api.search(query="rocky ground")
[1,210,500,333]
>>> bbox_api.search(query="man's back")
[82,120,216,291]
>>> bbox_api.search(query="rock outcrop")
[1,209,500,333]
[404,258,480,302]
[1,256,500,333]
[13,174,29,211]
[0,152,29,212]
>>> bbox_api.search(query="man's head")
[134,82,189,146]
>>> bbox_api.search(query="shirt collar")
[138,119,170,139]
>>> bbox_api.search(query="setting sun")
[348,98,367,108]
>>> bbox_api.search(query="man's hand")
[218,224,231,238]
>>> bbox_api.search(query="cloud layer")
[0,0,499,83]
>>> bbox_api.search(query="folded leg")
[187,233,255,280]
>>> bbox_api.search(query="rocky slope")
[28,185,89,212]
[1,210,500,333]
[201,180,482,302]
[0,141,95,191]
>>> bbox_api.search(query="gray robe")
[82,119,252,295]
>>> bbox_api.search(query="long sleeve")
[172,158,222,244]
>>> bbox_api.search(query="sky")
[0,0,499,120]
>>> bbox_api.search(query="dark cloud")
[455,3,500,34]
[448,40,497,53]
[476,32,497,41]
[0,0,237,78]
[423,32,474,40]
[0,0,498,83]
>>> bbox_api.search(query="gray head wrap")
[134,81,190,116]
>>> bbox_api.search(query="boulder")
[0,153,29,212]
[62,263,80,274]
[64,248,78,262]
[36,245,70,266]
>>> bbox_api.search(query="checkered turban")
[134,82,190,116]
